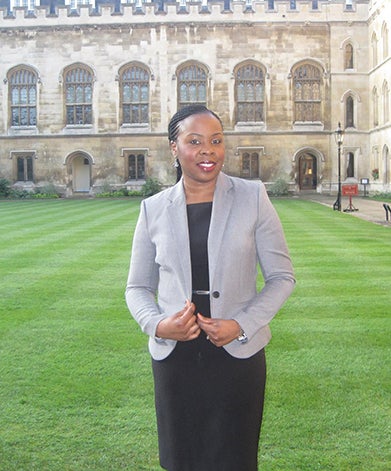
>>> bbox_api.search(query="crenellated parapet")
[0,1,369,27]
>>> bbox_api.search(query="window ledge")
[9,126,38,136]
[120,123,150,134]
[292,122,324,131]
[62,125,93,135]
[234,122,266,132]
[125,180,146,190]
[13,181,36,191]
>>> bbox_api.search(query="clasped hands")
[155,299,241,347]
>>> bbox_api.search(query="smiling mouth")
[198,161,216,171]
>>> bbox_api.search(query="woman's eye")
[212,139,222,145]
[190,139,200,145]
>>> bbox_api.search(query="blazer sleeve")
[232,182,295,340]
[125,199,167,338]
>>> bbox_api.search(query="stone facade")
[0,0,389,196]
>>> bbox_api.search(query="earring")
[174,158,180,168]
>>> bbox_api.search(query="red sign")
[342,184,358,196]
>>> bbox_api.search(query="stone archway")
[298,152,317,190]
[64,151,93,194]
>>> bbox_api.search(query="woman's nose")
[200,143,212,154]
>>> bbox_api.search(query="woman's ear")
[170,140,177,157]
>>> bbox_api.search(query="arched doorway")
[65,151,92,193]
[298,153,317,190]
[72,155,91,192]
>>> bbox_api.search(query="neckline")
[186,201,213,207]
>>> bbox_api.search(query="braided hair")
[168,105,223,182]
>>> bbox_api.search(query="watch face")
[237,333,248,344]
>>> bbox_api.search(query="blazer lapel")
[208,173,234,284]
[164,174,234,298]
[166,182,192,296]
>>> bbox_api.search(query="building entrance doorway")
[72,155,91,192]
[298,153,317,190]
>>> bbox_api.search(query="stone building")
[0,0,389,196]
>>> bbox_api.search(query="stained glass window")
[293,64,322,122]
[65,65,93,125]
[120,65,149,124]
[9,68,37,127]
[235,63,264,123]
[177,63,207,109]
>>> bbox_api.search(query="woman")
[125,105,295,471]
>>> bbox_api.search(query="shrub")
[32,193,59,199]
[0,178,12,197]
[33,184,60,198]
[128,189,142,197]
[371,191,391,202]
[9,188,31,199]
[141,178,162,197]
[95,188,142,198]
[269,178,290,197]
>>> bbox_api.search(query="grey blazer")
[125,172,295,360]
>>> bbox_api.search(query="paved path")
[298,193,391,227]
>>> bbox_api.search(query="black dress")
[152,202,266,471]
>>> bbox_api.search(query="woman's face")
[170,112,225,186]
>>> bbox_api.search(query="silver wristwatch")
[237,328,248,344]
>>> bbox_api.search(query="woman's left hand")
[196,313,241,347]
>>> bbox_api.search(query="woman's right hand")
[155,299,201,341]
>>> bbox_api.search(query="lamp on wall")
[333,122,344,211]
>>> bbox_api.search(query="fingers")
[172,300,200,341]
[155,300,200,341]
[197,313,218,343]
[196,312,213,330]
[180,299,195,319]
[197,312,211,322]
[156,302,242,345]
[196,315,240,347]
[178,300,198,330]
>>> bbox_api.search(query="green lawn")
[0,198,390,470]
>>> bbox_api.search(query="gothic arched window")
[346,95,354,128]
[371,32,378,68]
[235,62,264,123]
[9,67,37,127]
[382,22,389,60]
[344,43,354,69]
[347,152,354,178]
[293,63,322,123]
[120,64,149,124]
[64,64,93,125]
[177,63,208,109]
[382,81,389,124]
[373,87,379,127]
